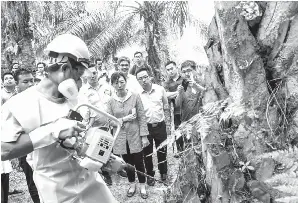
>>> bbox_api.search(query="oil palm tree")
[30,1,207,82]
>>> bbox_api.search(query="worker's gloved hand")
[29,117,85,150]
[102,154,126,174]
[53,118,85,140]
[79,157,104,171]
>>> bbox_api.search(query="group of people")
[1,33,205,203]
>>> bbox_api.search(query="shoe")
[161,174,167,182]
[102,174,112,186]
[8,189,23,195]
[174,154,180,158]
[127,186,136,197]
[140,189,148,199]
[117,170,128,178]
[147,176,155,186]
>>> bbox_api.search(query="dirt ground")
[8,145,179,203]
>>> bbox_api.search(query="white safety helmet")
[45,34,90,69]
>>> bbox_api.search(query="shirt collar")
[113,90,132,103]
[172,74,180,82]
[3,86,17,94]
[127,73,136,79]
[141,84,156,94]
[86,82,102,90]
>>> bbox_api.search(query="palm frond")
[32,1,93,56]
[253,147,298,169]
[265,173,297,186]
[164,1,189,36]
[275,196,298,203]
[273,185,298,196]
[265,173,298,187]
[155,99,229,153]
[88,14,138,59]
[219,100,246,124]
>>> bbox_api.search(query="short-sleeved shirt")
[163,75,183,115]
[1,87,16,174]
[139,84,167,124]
[175,87,203,122]
[78,82,112,126]
[1,87,17,105]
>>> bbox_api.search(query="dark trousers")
[1,173,9,203]
[122,142,146,183]
[174,114,184,152]
[18,156,40,203]
[143,121,167,176]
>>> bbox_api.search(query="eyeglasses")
[181,69,193,74]
[120,64,129,67]
[137,75,149,81]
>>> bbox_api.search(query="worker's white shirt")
[1,86,117,203]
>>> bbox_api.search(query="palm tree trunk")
[1,1,35,71]
[144,19,162,84]
[167,2,298,203]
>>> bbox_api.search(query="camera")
[182,79,189,91]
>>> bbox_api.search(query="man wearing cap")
[1,34,117,203]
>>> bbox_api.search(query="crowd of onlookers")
[1,51,205,201]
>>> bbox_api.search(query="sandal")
[140,189,148,199]
[8,189,23,195]
[127,187,136,197]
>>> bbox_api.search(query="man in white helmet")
[1,34,117,203]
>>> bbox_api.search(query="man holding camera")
[176,60,205,122]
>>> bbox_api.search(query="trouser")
[174,114,184,152]
[122,142,146,183]
[1,173,9,203]
[18,156,40,203]
[143,121,167,176]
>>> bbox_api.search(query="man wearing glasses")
[136,68,171,185]
[176,60,206,122]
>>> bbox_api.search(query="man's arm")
[175,85,185,109]
[1,106,83,161]
[2,134,33,161]
[1,106,34,161]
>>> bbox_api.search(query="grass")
[8,145,179,203]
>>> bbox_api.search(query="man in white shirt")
[136,68,171,186]
[78,64,114,185]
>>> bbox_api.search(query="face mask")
[58,78,79,100]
